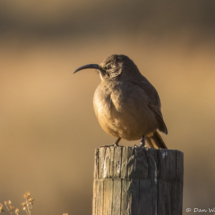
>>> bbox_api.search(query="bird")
[74,54,168,148]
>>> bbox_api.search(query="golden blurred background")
[0,0,215,214]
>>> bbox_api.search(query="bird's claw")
[101,144,117,148]
[101,138,121,148]
[134,143,148,149]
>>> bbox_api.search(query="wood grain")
[93,146,184,215]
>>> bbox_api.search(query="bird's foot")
[101,144,114,147]
[101,137,121,148]
[134,144,148,149]
[134,136,148,149]
[140,136,145,147]
[113,137,121,146]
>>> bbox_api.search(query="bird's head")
[74,54,139,81]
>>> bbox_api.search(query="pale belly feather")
[93,82,159,141]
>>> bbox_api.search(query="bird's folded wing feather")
[148,103,168,134]
[131,77,168,134]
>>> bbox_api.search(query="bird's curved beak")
[73,64,103,74]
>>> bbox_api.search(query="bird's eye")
[107,65,112,70]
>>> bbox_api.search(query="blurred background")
[0,0,215,214]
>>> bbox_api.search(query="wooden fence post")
[92,146,183,215]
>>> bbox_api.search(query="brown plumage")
[74,54,168,148]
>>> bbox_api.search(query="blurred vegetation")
[0,192,34,215]
[0,0,215,40]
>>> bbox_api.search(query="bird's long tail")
[146,130,167,149]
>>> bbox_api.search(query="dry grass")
[0,192,34,215]
[0,193,68,215]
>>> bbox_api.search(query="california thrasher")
[74,54,168,148]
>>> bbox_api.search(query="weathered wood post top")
[93,146,183,215]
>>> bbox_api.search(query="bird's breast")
[93,83,118,137]
[93,81,158,140]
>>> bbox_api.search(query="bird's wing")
[131,77,168,134]
[148,103,168,134]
